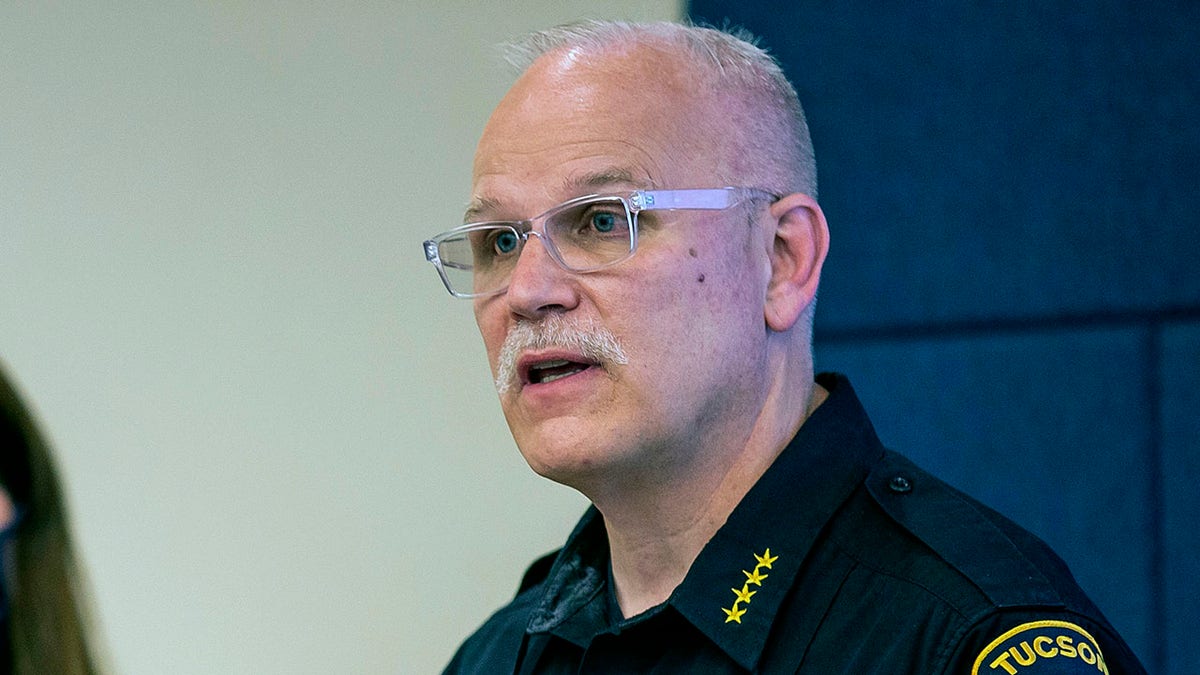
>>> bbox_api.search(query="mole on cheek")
[697,273,706,283]
[688,248,697,258]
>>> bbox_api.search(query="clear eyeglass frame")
[423,187,778,298]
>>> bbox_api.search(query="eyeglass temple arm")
[631,188,760,211]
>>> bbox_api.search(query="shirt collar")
[669,372,885,669]
[526,506,609,644]
[525,374,886,668]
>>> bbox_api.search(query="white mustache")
[494,316,629,393]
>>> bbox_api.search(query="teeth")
[528,359,588,385]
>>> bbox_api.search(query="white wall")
[0,2,679,672]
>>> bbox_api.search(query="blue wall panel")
[815,328,1152,662]
[689,1,1200,331]
[1161,322,1200,675]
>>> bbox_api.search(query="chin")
[518,441,599,485]
[508,414,651,492]
[514,430,626,495]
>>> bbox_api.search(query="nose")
[504,232,580,319]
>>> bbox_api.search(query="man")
[423,20,1147,674]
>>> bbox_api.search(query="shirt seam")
[824,531,976,623]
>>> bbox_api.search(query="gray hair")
[502,20,818,198]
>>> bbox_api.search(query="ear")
[763,193,829,332]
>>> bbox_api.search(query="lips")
[493,318,629,395]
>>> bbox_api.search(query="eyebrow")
[464,168,655,224]
[462,196,501,224]
[560,168,644,194]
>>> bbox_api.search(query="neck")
[593,375,828,618]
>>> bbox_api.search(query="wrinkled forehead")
[464,167,645,223]
[471,42,741,204]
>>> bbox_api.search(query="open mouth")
[525,359,595,385]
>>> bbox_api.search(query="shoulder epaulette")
[865,450,1064,609]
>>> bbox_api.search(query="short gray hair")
[502,20,818,198]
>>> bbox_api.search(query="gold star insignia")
[754,549,779,569]
[732,586,757,603]
[743,568,768,586]
[723,604,747,624]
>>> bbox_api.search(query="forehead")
[465,168,643,222]
[471,43,735,210]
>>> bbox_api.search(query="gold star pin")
[732,586,757,604]
[743,568,768,586]
[754,549,778,569]
[722,604,747,624]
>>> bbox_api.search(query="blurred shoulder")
[441,551,556,675]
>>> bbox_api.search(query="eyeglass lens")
[437,196,636,295]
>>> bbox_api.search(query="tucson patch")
[972,621,1109,674]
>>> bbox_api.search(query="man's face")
[470,45,774,491]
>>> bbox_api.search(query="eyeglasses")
[423,187,777,298]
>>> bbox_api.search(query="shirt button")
[888,475,913,493]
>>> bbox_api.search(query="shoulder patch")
[972,620,1109,674]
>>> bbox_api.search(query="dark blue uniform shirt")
[445,374,1147,674]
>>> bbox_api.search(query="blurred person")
[1,362,99,675]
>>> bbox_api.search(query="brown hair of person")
[0,365,98,675]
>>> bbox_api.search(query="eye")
[546,199,631,248]
[575,206,628,236]
[493,230,520,254]
[590,212,617,233]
